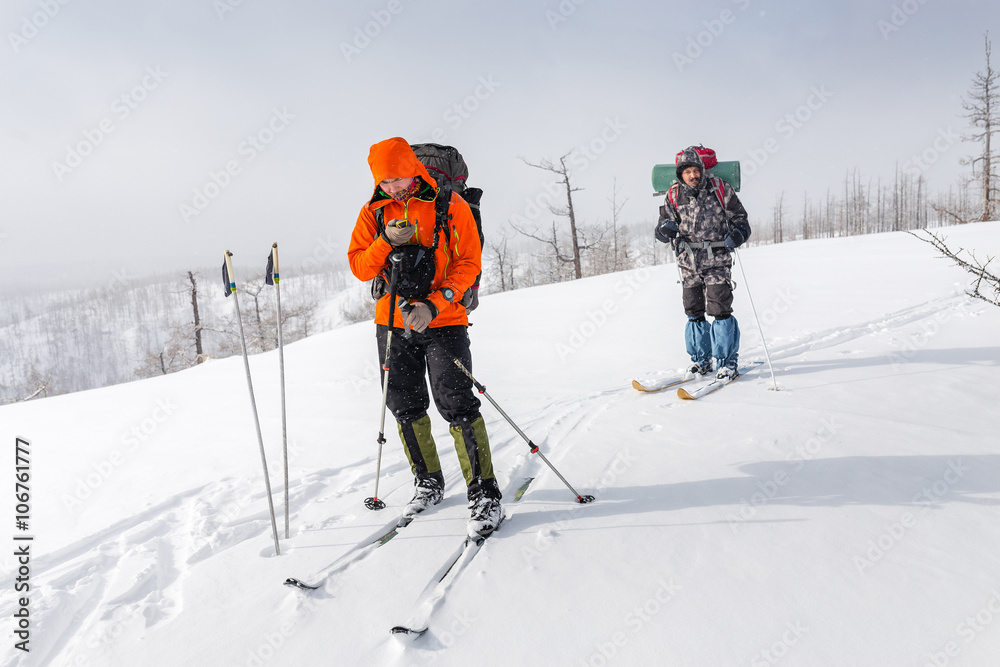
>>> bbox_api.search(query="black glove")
[655,219,679,244]
[724,228,745,250]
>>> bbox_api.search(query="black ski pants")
[682,282,734,320]
[375,324,482,426]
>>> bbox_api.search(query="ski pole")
[265,243,289,538]
[398,305,594,505]
[223,250,282,556]
[731,247,778,390]
[365,252,403,511]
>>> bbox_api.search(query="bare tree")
[514,154,588,280]
[12,367,50,403]
[608,179,629,271]
[135,324,198,378]
[772,191,785,244]
[186,271,205,362]
[961,32,1000,222]
[908,229,1000,307]
[486,230,516,292]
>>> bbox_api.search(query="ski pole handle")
[271,243,280,284]
[224,250,237,295]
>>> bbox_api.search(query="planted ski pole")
[731,247,778,391]
[365,252,404,511]
[460,362,594,503]
[265,243,289,538]
[399,301,594,505]
[224,250,282,556]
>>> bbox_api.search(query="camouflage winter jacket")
[656,177,751,246]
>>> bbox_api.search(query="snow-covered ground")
[3,223,1000,667]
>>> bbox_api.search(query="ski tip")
[390,625,428,638]
[283,577,320,591]
[513,477,535,501]
[631,379,649,392]
[677,387,695,400]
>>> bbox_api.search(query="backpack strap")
[670,177,727,210]
[369,187,448,301]
[709,175,727,209]
[434,185,453,248]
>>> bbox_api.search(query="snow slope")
[3,223,1000,667]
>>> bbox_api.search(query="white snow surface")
[3,223,1000,667]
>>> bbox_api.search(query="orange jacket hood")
[367,138,437,198]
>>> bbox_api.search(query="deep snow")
[3,223,1000,667]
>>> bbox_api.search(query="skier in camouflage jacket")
[655,146,752,379]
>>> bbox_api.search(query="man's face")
[380,177,414,196]
[681,166,702,187]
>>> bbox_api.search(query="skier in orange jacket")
[348,137,503,538]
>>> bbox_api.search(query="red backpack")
[677,145,718,169]
[668,145,727,210]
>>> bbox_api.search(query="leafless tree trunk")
[187,271,204,360]
[962,32,999,222]
[515,154,586,279]
[608,179,628,271]
[487,231,515,292]
[772,191,785,244]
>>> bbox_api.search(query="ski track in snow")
[10,295,952,665]
[751,292,974,367]
[0,394,597,665]
[1,473,341,666]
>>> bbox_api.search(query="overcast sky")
[1,0,997,290]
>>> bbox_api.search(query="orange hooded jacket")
[347,137,481,329]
